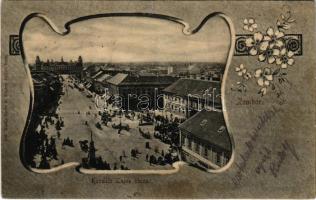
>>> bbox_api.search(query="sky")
[23,16,230,64]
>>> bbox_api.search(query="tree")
[158,156,165,165]
[131,149,137,158]
[146,154,149,161]
[164,153,172,164]
[95,122,102,130]
[78,56,83,65]
[154,146,159,153]
[39,154,50,169]
[150,155,157,165]
[35,55,41,64]
[55,120,61,131]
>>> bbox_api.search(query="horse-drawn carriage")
[112,123,130,131]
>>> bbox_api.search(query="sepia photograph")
[22,16,232,172]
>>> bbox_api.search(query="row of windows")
[121,88,162,96]
[167,102,210,111]
[182,136,228,166]
[165,95,219,109]
[170,105,186,113]
[164,103,185,113]
[44,65,81,71]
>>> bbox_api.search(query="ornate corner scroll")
[9,35,21,55]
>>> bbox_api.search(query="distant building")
[32,56,83,78]
[167,66,174,75]
[176,70,223,81]
[179,109,231,169]
[106,73,178,110]
[31,71,62,114]
[82,65,101,79]
[92,71,112,94]
[163,78,221,119]
[82,66,103,89]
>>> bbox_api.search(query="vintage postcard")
[1,0,315,198]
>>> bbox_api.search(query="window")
[223,156,227,165]
[191,140,196,151]
[198,144,203,155]
[217,153,221,164]
[188,139,192,149]
[184,137,188,146]
[217,125,226,133]
[195,142,199,152]
[204,147,208,156]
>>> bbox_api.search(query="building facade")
[163,78,222,119]
[89,71,112,94]
[178,109,231,169]
[32,56,83,78]
[106,73,178,111]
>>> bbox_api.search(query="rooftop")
[163,78,221,104]
[91,70,104,79]
[106,73,177,86]
[106,73,129,85]
[179,109,231,151]
[96,73,112,83]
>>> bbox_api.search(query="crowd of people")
[154,115,183,146]
[32,114,64,169]
[29,88,72,169]
[30,75,183,170]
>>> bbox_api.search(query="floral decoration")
[233,9,297,97]
[243,18,258,32]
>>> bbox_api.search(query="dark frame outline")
[234,33,303,56]
[18,12,236,174]
[9,34,20,55]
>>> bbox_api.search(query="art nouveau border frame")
[18,12,236,174]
